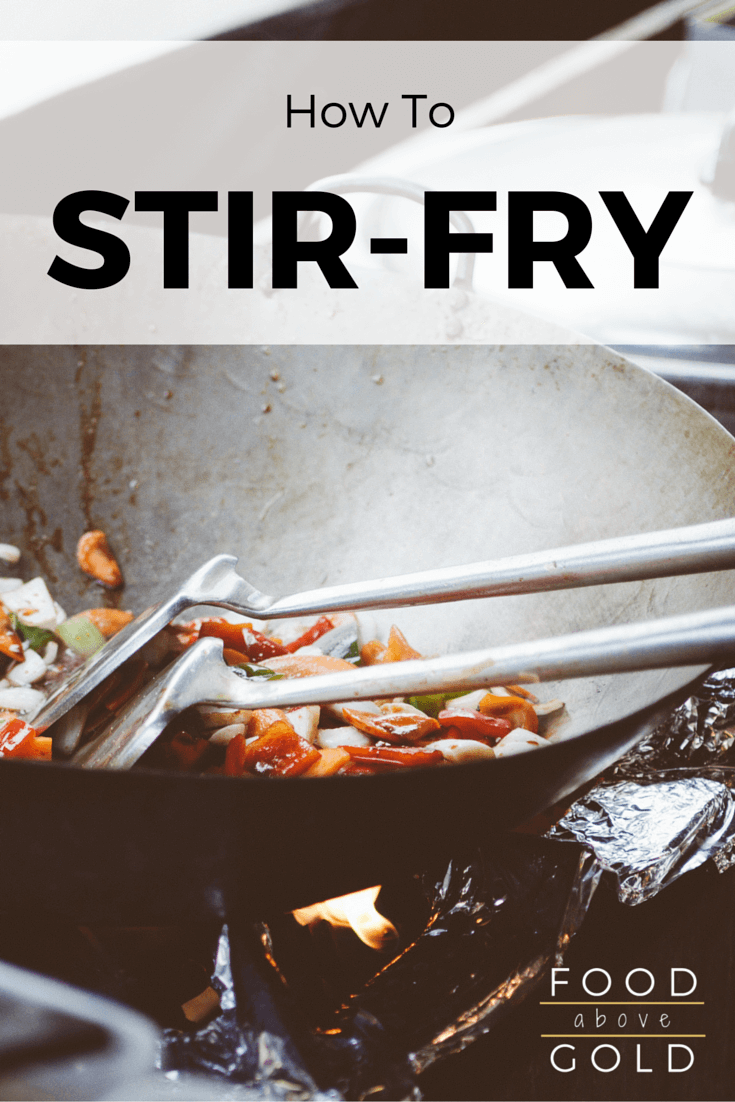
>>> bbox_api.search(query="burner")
[160,836,596,1099]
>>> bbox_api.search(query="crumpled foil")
[160,836,600,1100]
[549,666,735,904]
[612,666,735,774]
[161,926,337,1101]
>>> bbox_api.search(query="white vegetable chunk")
[261,617,314,646]
[379,702,428,717]
[0,686,45,713]
[198,707,253,729]
[209,723,247,746]
[0,579,22,594]
[445,689,487,711]
[323,700,381,722]
[42,640,59,666]
[317,726,373,749]
[7,649,47,686]
[429,738,495,763]
[533,698,565,716]
[0,544,20,565]
[1,578,58,629]
[286,705,320,743]
[494,729,547,757]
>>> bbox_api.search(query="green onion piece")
[9,614,55,653]
[345,640,361,663]
[57,618,106,657]
[407,691,468,718]
[236,663,285,680]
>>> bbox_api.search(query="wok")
[2,343,735,923]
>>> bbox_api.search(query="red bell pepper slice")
[343,744,444,768]
[198,618,289,660]
[226,724,320,777]
[342,707,440,744]
[437,708,512,742]
[0,717,52,760]
[284,616,334,653]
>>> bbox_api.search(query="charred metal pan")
[2,343,735,922]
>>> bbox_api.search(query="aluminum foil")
[612,666,735,775]
[159,836,600,1099]
[161,926,336,1101]
[549,666,735,904]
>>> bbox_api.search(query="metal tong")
[73,600,735,769]
[33,516,735,733]
[29,514,731,768]
[34,516,735,735]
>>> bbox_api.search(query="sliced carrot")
[247,708,295,740]
[199,618,251,650]
[76,530,123,588]
[360,625,423,666]
[384,625,422,662]
[303,747,351,777]
[28,735,52,760]
[261,653,356,678]
[478,693,539,733]
[360,640,388,665]
[223,648,250,666]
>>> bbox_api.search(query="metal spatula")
[32,516,735,733]
[72,601,735,770]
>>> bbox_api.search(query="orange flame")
[292,885,398,950]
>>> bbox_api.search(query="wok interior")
[4,343,735,749]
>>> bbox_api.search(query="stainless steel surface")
[75,601,735,770]
[0,960,158,1102]
[35,516,735,732]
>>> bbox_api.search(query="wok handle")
[257,517,735,619]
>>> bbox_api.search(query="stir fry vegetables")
[0,536,565,775]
